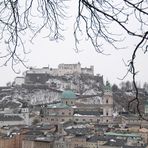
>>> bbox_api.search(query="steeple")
[102,81,113,123]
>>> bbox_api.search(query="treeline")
[111,81,148,94]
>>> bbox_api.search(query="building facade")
[41,89,114,125]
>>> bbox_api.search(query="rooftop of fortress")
[26,63,94,75]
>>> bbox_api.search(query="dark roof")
[0,114,23,121]
[104,138,126,147]
[24,130,44,136]
[63,120,76,127]
[23,124,55,131]
[74,111,100,116]
[95,124,109,129]
[87,135,109,142]
[123,146,147,148]
[64,127,93,136]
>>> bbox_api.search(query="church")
[41,86,114,125]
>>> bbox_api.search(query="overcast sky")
[0,31,147,87]
[0,0,147,87]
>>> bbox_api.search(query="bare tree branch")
[0,0,67,71]
[128,31,148,119]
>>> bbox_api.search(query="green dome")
[61,90,76,99]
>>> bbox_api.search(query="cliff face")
[0,73,104,106]
[24,73,104,94]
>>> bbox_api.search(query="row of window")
[61,112,72,115]
[49,118,99,122]
[65,101,74,105]
[51,118,65,122]
[56,144,96,148]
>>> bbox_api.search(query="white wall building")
[13,77,25,86]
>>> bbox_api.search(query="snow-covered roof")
[47,103,71,109]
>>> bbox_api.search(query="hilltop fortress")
[26,62,94,76]
[14,63,96,85]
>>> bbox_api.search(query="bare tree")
[0,0,148,117]
[75,0,148,118]
[0,0,66,72]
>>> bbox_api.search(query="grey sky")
[0,32,147,87]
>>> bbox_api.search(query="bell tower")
[102,81,113,123]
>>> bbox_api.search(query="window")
[61,119,65,122]
[97,119,100,122]
[145,107,148,114]
[75,119,79,121]
[51,118,54,121]
[62,112,65,115]
[106,112,108,116]
[106,99,108,103]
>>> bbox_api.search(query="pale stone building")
[22,137,54,148]
[24,63,94,84]
[42,90,76,124]
[101,88,113,123]
[13,77,25,86]
[58,63,81,75]
[41,89,114,125]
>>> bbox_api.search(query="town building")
[41,88,114,125]
[22,137,54,148]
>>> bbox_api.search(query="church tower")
[21,103,30,125]
[102,81,113,123]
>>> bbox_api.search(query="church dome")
[61,90,76,99]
